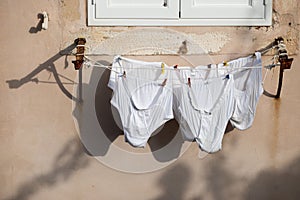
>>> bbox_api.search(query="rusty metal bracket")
[276,57,294,98]
[72,38,86,70]
[274,37,294,98]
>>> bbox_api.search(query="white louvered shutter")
[181,0,271,22]
[94,0,179,19]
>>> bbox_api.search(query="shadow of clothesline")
[6,43,79,101]
[3,138,90,200]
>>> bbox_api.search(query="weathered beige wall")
[58,0,299,56]
[1,0,300,200]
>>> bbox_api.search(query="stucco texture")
[1,0,300,200]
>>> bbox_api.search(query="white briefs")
[108,56,173,147]
[108,54,262,151]
[204,52,263,130]
[228,52,263,130]
[174,69,234,152]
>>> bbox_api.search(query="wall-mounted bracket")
[274,37,294,98]
[72,38,86,70]
[42,11,48,30]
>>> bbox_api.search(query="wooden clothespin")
[161,63,165,74]
[224,74,230,80]
[117,70,126,78]
[188,77,191,87]
[72,38,86,70]
[223,61,229,66]
[161,79,167,86]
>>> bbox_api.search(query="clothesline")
[69,44,279,57]
[76,40,282,73]
[84,55,278,71]
[83,53,280,86]
[71,36,288,74]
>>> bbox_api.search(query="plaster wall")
[1,0,300,200]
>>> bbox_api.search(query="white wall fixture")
[42,11,48,30]
[88,0,272,26]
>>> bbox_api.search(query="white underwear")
[108,56,173,147]
[107,54,262,151]
[174,68,234,153]
[192,52,263,130]
[227,52,263,130]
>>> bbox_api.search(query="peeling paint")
[88,29,232,55]
[187,32,231,53]
[90,28,205,55]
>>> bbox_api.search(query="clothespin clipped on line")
[173,64,178,69]
[223,61,229,67]
[188,77,191,87]
[160,79,167,87]
[161,63,165,74]
[118,71,126,78]
[223,74,230,80]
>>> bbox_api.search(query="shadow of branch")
[151,164,191,200]
[244,156,300,200]
[3,138,90,200]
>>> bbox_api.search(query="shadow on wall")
[94,67,123,148]
[244,157,300,200]
[204,154,300,200]
[73,59,235,162]
[95,67,181,152]
[28,13,44,34]
[71,66,118,157]
[204,153,240,200]
[3,138,90,200]
[152,155,300,200]
[6,43,78,101]
[151,164,193,200]
[73,64,184,162]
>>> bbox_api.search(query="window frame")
[87,0,272,26]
